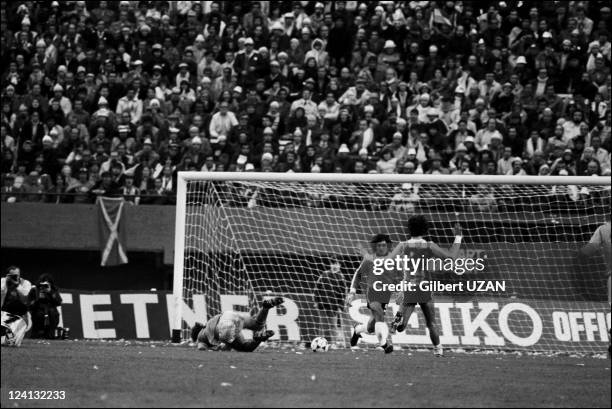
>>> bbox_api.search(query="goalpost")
[173,172,611,353]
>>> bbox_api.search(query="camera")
[6,272,20,286]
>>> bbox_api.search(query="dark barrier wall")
[1,203,602,260]
[1,203,176,264]
[1,204,607,294]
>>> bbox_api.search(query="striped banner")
[97,197,128,267]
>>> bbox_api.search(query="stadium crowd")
[0,1,610,205]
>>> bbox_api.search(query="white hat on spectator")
[22,16,31,26]
[263,127,274,135]
[189,126,199,134]
[245,163,255,171]
[271,21,284,31]
[192,136,202,145]
[475,97,485,105]
[539,164,550,173]
[491,134,502,141]
[195,34,205,42]
[259,46,268,54]
[465,136,475,143]
[237,155,247,165]
[315,2,324,9]
[277,51,288,59]
[143,138,153,145]
[233,86,243,94]
[98,96,108,105]
[429,45,438,53]
[77,66,86,73]
[456,143,467,152]
[311,164,321,173]
[270,101,280,109]
[375,5,384,13]
[149,99,160,108]
[427,107,440,117]
[358,3,368,10]
[359,148,368,156]
[396,118,406,126]
[42,135,53,144]
[407,148,417,156]
[133,60,143,66]
[51,1,59,6]
[201,76,212,84]
[283,12,294,19]
[542,31,553,39]
[393,132,402,139]
[516,56,527,64]
[402,183,413,190]
[301,27,310,34]
[262,152,274,161]
[53,84,63,92]
[244,37,254,45]
[558,169,569,176]
[57,65,67,73]
[293,128,303,137]
[338,144,350,153]
[419,93,430,101]
[384,40,396,49]
[169,127,179,133]
[36,39,46,48]
[364,105,374,113]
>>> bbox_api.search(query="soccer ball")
[310,337,329,352]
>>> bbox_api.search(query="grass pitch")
[1,340,610,408]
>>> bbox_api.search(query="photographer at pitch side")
[1,266,32,346]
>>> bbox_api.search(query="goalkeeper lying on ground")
[190,297,284,352]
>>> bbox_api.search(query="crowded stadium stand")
[1,1,610,207]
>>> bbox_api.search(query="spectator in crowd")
[0,1,609,207]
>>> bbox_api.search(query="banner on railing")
[56,291,609,353]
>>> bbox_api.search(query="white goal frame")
[172,172,611,337]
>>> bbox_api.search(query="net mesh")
[179,177,611,353]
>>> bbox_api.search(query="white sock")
[354,323,367,335]
[374,322,389,347]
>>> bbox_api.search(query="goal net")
[173,173,611,353]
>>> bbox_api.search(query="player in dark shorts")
[347,234,406,354]
[392,216,462,357]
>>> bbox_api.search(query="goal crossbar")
[175,171,611,186]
